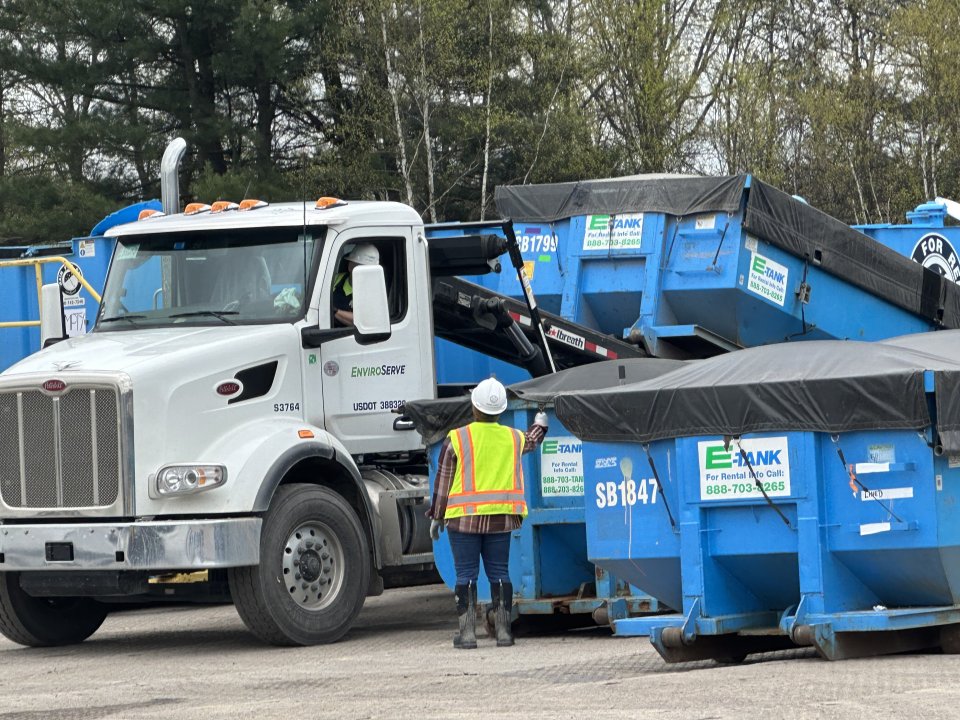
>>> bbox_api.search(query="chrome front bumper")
[0,518,261,571]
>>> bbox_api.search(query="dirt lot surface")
[2,584,959,719]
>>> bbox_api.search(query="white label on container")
[949,456,960,469]
[854,463,891,474]
[78,239,96,258]
[861,487,913,502]
[698,437,791,501]
[583,213,644,251]
[747,252,788,306]
[860,522,891,536]
[695,214,716,230]
[745,236,758,252]
[540,436,583,496]
[64,307,87,337]
[868,444,896,464]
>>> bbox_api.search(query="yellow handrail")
[0,256,102,330]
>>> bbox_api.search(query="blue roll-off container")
[406,359,682,624]
[426,405,660,622]
[561,332,960,661]
[856,199,960,282]
[436,177,960,385]
[0,200,159,371]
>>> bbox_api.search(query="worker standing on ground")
[332,243,379,326]
[428,377,548,649]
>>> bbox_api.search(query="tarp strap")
[787,260,814,340]
[708,217,731,270]
[830,435,903,523]
[641,444,677,532]
[729,437,793,528]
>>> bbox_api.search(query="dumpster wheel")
[940,624,960,653]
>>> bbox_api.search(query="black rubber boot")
[453,582,477,649]
[492,579,515,647]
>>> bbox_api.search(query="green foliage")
[4,0,960,239]
[0,176,115,244]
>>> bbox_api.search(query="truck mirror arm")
[301,326,354,348]
[300,325,392,349]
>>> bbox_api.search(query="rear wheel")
[0,572,107,647]
[229,484,370,646]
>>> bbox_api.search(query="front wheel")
[0,572,107,647]
[229,484,371,646]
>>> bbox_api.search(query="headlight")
[155,465,227,497]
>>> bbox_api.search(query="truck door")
[311,227,433,454]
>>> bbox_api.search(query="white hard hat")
[471,377,508,415]
[345,243,380,266]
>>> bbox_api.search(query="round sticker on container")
[323,361,339,377]
[912,233,960,282]
[57,264,84,296]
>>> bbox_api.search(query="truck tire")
[229,483,370,646]
[0,572,107,646]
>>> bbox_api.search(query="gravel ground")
[1,584,959,719]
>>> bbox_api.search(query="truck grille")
[0,386,121,509]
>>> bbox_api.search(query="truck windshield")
[96,227,323,329]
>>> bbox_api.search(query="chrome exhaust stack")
[160,138,188,216]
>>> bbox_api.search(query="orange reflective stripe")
[447,490,525,506]
[448,498,526,510]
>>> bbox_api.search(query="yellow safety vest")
[334,272,353,299]
[445,422,527,519]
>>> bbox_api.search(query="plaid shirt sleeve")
[523,422,547,453]
[428,438,456,520]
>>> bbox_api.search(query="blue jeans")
[447,529,511,585]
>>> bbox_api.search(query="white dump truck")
[0,140,638,646]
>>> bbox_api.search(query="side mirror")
[351,265,392,345]
[40,283,66,347]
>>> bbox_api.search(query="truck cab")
[0,198,442,646]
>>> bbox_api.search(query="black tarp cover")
[494,174,747,223]
[494,175,960,329]
[403,358,684,445]
[882,330,960,452]
[553,335,960,452]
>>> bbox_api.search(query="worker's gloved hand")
[429,519,444,541]
[534,411,549,428]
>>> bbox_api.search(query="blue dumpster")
[856,199,960,283]
[0,200,159,371]
[0,235,115,371]
[559,333,960,661]
[405,359,681,625]
[494,176,960,358]
[580,437,683,627]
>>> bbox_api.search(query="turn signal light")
[298,429,315,439]
[315,196,346,209]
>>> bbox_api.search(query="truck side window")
[331,237,407,325]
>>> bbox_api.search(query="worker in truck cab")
[332,242,380,326]
[427,377,549,649]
